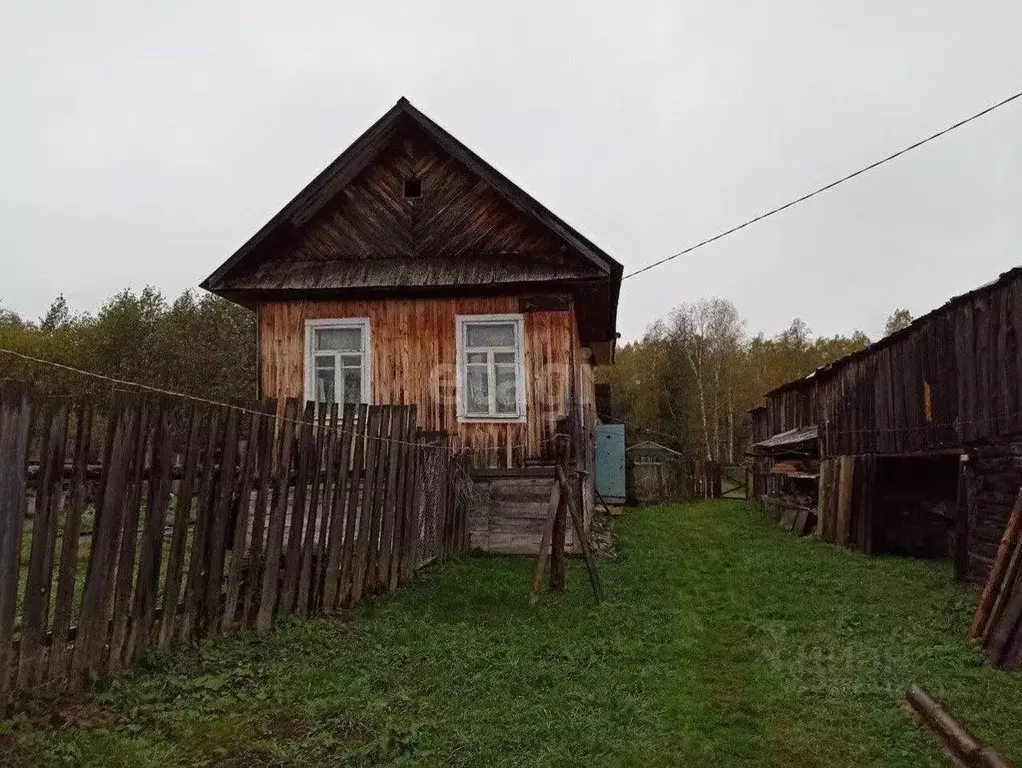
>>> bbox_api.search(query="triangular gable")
[201,98,620,292]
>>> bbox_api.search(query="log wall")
[968,441,1022,582]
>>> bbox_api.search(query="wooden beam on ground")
[906,684,1010,767]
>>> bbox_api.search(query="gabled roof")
[764,265,1022,399]
[200,97,622,295]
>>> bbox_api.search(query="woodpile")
[969,487,1022,668]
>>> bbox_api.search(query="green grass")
[4,501,1021,767]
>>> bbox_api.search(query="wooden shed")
[753,266,1022,582]
[201,97,623,554]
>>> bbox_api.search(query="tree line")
[597,298,913,462]
[1,285,912,462]
[0,288,255,404]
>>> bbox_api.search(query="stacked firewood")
[969,488,1022,668]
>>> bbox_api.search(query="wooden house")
[751,266,1022,582]
[201,97,622,554]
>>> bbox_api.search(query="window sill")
[457,414,528,424]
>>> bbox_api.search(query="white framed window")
[304,318,371,406]
[456,314,526,422]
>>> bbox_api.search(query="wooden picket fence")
[0,382,468,700]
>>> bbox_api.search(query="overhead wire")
[623,89,1022,280]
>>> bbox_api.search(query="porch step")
[468,474,578,555]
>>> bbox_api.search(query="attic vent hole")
[403,178,422,198]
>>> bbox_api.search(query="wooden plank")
[70,392,137,685]
[835,456,854,548]
[389,406,417,593]
[322,404,354,610]
[954,456,970,583]
[0,383,33,701]
[311,403,339,612]
[124,398,175,664]
[982,532,1022,647]
[255,398,300,632]
[203,407,240,635]
[1012,281,1022,436]
[242,400,277,626]
[47,401,94,686]
[18,401,69,689]
[861,454,877,554]
[974,296,992,440]
[366,406,394,592]
[826,457,840,542]
[108,398,151,670]
[816,459,830,538]
[157,404,203,649]
[351,406,384,604]
[222,409,263,631]
[399,425,422,583]
[378,407,406,591]
[550,435,568,592]
[279,401,316,616]
[555,465,603,604]
[529,480,562,605]
[971,486,1022,638]
[179,406,223,643]
[338,404,369,604]
[296,403,329,616]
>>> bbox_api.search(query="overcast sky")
[3,0,1021,342]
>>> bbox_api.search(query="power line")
[623,89,1022,281]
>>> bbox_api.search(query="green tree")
[884,308,913,336]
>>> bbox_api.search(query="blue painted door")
[595,423,626,503]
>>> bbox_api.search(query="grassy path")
[4,501,1021,766]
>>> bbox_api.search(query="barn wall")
[759,268,1022,581]
[257,296,584,466]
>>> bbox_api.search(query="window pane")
[466,322,515,348]
[342,368,362,404]
[466,352,487,364]
[494,351,515,364]
[466,367,489,414]
[315,327,363,352]
[341,354,362,368]
[315,368,335,404]
[495,365,518,414]
[314,353,334,369]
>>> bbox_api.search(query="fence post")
[550,428,568,592]
[0,382,33,702]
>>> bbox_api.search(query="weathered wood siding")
[762,269,1022,456]
[258,296,585,466]
[757,267,1022,580]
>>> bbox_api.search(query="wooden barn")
[201,97,623,555]
[751,266,1022,582]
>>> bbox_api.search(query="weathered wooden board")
[47,402,94,683]
[157,405,203,650]
[0,383,33,700]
